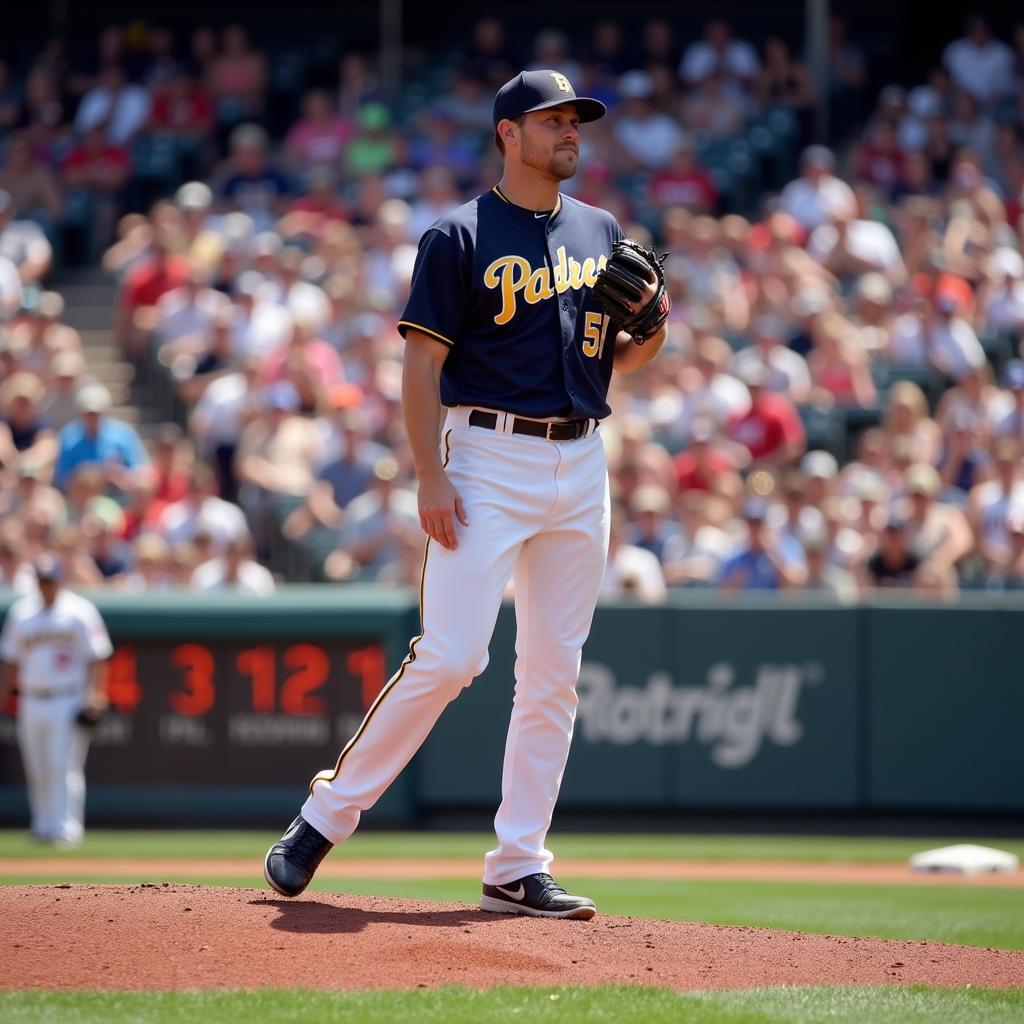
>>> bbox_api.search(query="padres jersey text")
[398,186,624,420]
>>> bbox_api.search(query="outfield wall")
[0,589,1020,825]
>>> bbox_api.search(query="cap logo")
[550,72,573,93]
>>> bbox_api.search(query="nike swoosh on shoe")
[495,883,526,900]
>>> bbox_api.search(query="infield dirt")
[3,884,1023,991]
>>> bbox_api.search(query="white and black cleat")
[480,872,596,919]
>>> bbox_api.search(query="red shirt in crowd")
[151,90,215,134]
[674,447,735,492]
[121,254,189,312]
[63,143,131,183]
[726,393,805,462]
[649,167,717,211]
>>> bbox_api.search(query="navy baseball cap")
[34,554,64,581]
[493,70,606,129]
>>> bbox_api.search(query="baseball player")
[265,70,670,918]
[0,555,112,845]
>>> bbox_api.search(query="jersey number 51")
[582,312,612,359]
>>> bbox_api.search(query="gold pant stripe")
[309,429,453,795]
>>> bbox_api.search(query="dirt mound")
[3,884,1022,991]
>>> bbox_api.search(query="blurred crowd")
[0,14,1023,599]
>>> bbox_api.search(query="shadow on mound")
[254,898,509,934]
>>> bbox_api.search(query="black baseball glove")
[75,706,105,731]
[592,239,671,345]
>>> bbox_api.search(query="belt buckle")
[545,422,555,441]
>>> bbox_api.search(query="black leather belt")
[468,410,593,441]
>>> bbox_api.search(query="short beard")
[520,132,577,181]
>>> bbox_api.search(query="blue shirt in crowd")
[55,417,149,488]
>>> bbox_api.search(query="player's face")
[518,105,581,181]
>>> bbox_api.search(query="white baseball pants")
[304,409,610,884]
[18,693,90,843]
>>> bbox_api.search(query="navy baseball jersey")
[398,186,624,420]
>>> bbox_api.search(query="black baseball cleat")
[479,872,597,919]
[263,815,333,897]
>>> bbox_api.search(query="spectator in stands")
[54,383,149,491]
[407,167,460,242]
[993,360,1024,441]
[755,36,814,118]
[285,89,353,172]
[943,15,1014,108]
[726,363,806,469]
[528,29,581,85]
[778,145,856,231]
[82,506,129,579]
[935,364,1004,439]
[807,313,877,409]
[673,418,741,497]
[220,124,290,232]
[235,381,321,553]
[0,528,36,596]
[119,534,172,592]
[600,505,667,604]
[0,188,53,285]
[40,351,91,431]
[344,103,398,179]
[189,352,262,501]
[926,293,987,382]
[648,140,717,213]
[260,313,343,412]
[967,436,1024,573]
[157,461,247,553]
[173,306,239,406]
[806,204,906,286]
[625,485,682,565]
[324,455,417,582]
[0,460,66,528]
[681,68,746,143]
[718,497,807,591]
[801,530,858,600]
[74,63,151,147]
[61,122,132,255]
[207,24,267,127]
[901,462,974,588]
[662,491,733,587]
[115,231,188,354]
[191,532,274,595]
[976,247,1024,333]
[149,65,215,143]
[983,506,1024,589]
[463,18,516,87]
[283,405,385,540]
[732,313,812,405]
[0,372,56,475]
[881,381,943,466]
[612,71,683,171]
[52,524,103,587]
[862,515,922,589]
[154,257,228,349]
[0,132,64,227]
[679,18,759,103]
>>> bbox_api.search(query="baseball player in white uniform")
[264,70,669,918]
[0,555,112,845]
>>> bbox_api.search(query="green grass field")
[3,830,1023,1022]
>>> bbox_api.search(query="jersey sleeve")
[397,227,468,348]
[79,601,113,662]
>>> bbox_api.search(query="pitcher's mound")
[3,884,1022,991]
